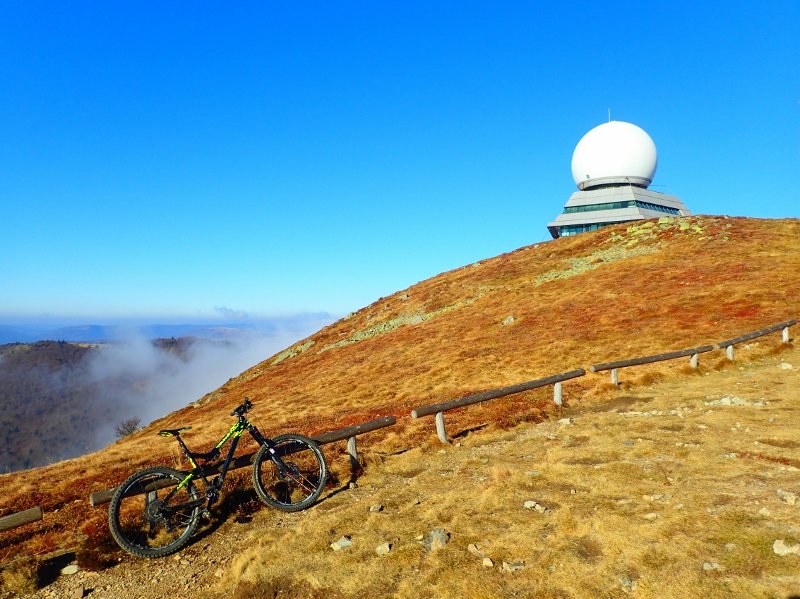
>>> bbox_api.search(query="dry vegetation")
[1,215,799,597]
[219,343,800,599]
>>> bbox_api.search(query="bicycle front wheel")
[252,433,328,512]
[108,466,201,558]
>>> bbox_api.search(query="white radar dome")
[571,121,658,190]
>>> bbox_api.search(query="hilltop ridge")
[1,215,799,581]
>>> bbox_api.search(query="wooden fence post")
[346,437,359,469]
[435,412,450,445]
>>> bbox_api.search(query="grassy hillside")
[1,216,798,588]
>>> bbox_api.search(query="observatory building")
[547,121,691,238]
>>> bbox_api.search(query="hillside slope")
[1,215,799,567]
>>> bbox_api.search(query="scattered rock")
[71,585,85,599]
[331,536,353,551]
[777,362,793,370]
[482,557,494,568]
[526,470,542,477]
[619,575,636,590]
[214,569,224,578]
[642,512,659,521]
[758,507,771,517]
[502,560,525,572]
[623,440,634,447]
[376,542,392,556]
[725,543,737,552]
[703,562,722,571]
[704,396,764,407]
[772,540,800,556]
[369,504,384,513]
[424,528,450,551]
[523,500,549,513]
[558,418,573,425]
[467,543,483,557]
[60,564,79,576]
[502,316,515,326]
[777,489,798,506]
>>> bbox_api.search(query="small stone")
[376,542,392,556]
[703,562,722,571]
[758,507,771,517]
[558,418,573,425]
[778,362,793,370]
[773,539,800,556]
[482,557,494,568]
[467,543,483,556]
[502,316,515,326]
[214,568,224,578]
[619,576,635,589]
[349,482,358,489]
[523,500,548,513]
[502,560,525,572]
[60,564,79,576]
[180,559,190,566]
[526,470,542,477]
[424,528,450,551]
[777,489,798,506]
[623,440,634,447]
[725,543,737,551]
[369,504,384,513]
[415,534,425,541]
[71,585,85,599]
[643,512,659,521]
[331,536,353,551]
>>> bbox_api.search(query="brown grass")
[211,345,800,598]
[1,216,799,591]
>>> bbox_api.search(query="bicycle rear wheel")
[108,466,201,558]
[252,433,328,512]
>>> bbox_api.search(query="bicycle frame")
[167,414,280,512]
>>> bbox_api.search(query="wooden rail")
[716,319,796,360]
[589,345,714,384]
[0,506,43,533]
[90,416,397,507]
[411,369,585,444]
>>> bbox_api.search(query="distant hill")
[1,216,798,573]
[0,314,334,344]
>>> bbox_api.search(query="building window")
[559,221,627,236]
[563,200,680,215]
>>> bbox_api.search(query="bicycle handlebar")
[231,397,253,417]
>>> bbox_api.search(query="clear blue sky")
[2,1,798,323]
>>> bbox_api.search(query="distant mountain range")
[0,314,335,344]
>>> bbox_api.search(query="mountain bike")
[108,397,328,558]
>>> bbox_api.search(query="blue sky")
[2,1,798,323]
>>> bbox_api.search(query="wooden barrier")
[0,506,43,533]
[90,416,397,507]
[410,369,585,444]
[589,345,715,384]
[716,319,797,361]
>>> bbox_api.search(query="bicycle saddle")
[158,427,192,437]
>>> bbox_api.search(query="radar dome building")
[547,121,691,238]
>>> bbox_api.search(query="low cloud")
[87,317,331,448]
[213,306,250,320]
